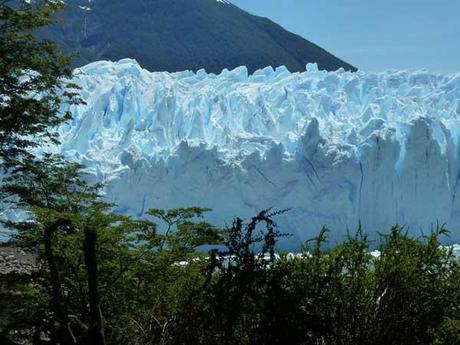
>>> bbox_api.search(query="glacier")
[48,59,460,246]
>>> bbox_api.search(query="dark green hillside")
[39,0,357,73]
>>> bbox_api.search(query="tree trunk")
[83,226,106,345]
[43,219,76,345]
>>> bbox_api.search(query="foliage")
[1,153,108,244]
[432,318,460,345]
[0,153,226,345]
[158,222,460,345]
[0,0,82,164]
[146,207,222,254]
[2,160,460,345]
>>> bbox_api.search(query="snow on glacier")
[58,59,460,246]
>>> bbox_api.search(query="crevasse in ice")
[58,59,460,246]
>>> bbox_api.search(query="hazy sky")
[231,0,460,73]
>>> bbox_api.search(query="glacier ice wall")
[59,59,460,245]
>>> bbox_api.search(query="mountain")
[38,0,357,73]
[54,60,460,247]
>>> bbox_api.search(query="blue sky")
[231,0,460,73]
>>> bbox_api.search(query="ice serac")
[60,59,460,246]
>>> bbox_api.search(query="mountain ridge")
[39,0,357,73]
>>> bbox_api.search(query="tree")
[1,154,126,344]
[83,226,106,345]
[0,0,82,164]
[146,207,222,254]
[1,155,225,345]
[168,210,290,345]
